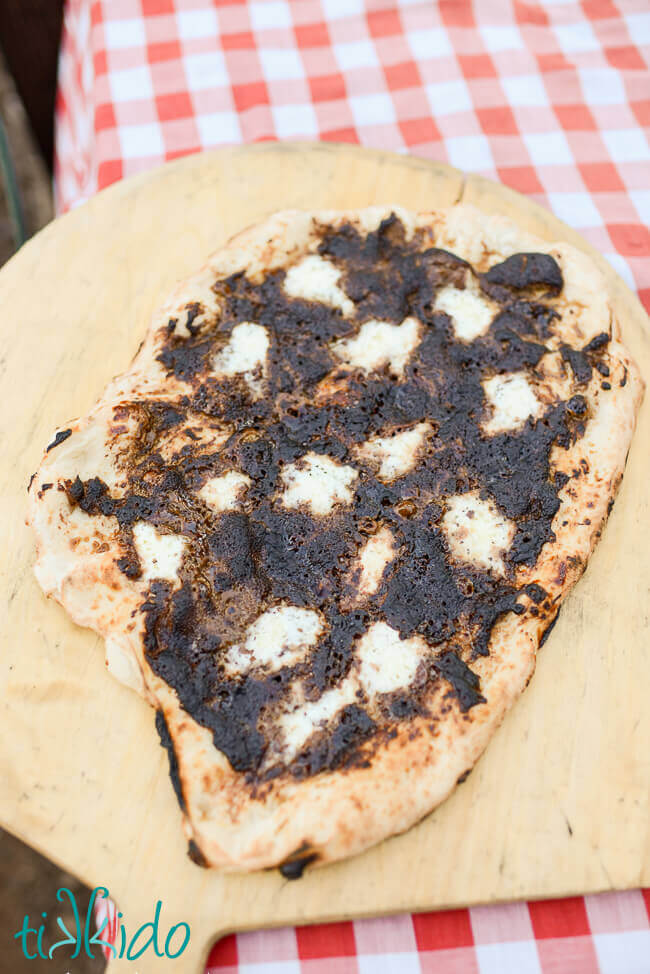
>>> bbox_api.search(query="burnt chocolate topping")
[64,215,599,781]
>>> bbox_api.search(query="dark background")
[0,0,64,169]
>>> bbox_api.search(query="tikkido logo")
[14,886,191,962]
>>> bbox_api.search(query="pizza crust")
[27,205,644,872]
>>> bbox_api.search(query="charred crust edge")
[155,709,186,813]
[46,429,72,452]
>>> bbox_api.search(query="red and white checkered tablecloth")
[94,890,650,972]
[59,2,650,971]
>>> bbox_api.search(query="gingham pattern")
[206,894,650,973]
[62,2,649,971]
[55,0,650,313]
[93,891,650,972]
[92,890,650,972]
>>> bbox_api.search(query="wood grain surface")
[0,143,648,974]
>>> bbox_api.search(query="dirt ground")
[0,56,105,974]
[0,830,106,974]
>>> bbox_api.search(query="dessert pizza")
[28,205,643,874]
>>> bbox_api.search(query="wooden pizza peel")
[0,143,648,973]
